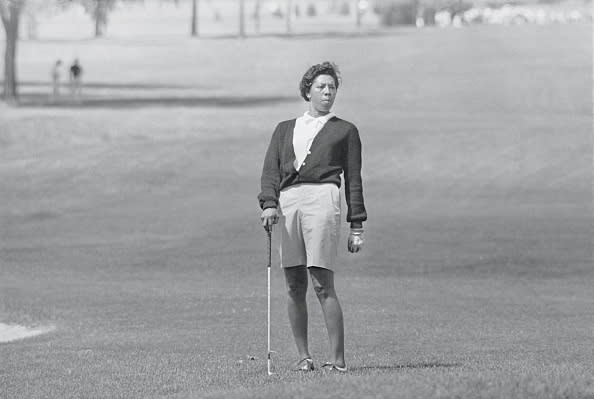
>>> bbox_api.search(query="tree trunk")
[355,0,361,27]
[26,12,37,40]
[238,0,245,38]
[2,7,20,103]
[286,0,291,34]
[95,0,107,37]
[191,0,198,36]
[253,0,260,34]
[95,12,101,36]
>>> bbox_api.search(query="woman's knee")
[312,283,336,300]
[284,266,308,299]
[287,280,307,299]
[309,267,337,300]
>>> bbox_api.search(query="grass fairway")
[1,24,592,398]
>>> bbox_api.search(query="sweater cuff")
[350,222,363,229]
[262,201,278,210]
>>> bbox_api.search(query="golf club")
[266,224,275,376]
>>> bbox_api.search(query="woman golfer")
[258,61,367,372]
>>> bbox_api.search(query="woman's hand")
[348,228,364,253]
[261,207,279,229]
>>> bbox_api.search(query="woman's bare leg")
[309,267,345,368]
[283,265,310,360]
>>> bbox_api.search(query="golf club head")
[267,351,277,375]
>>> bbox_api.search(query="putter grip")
[266,227,272,269]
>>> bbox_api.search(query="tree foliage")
[22,0,72,39]
[0,0,26,103]
[76,0,118,37]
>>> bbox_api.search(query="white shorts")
[278,183,341,270]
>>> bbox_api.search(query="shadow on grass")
[202,29,408,41]
[16,94,298,109]
[352,362,462,371]
[1,80,210,90]
[20,29,408,43]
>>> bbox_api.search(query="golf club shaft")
[267,266,272,374]
[266,226,272,375]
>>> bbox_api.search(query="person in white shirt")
[259,62,367,373]
[51,59,62,99]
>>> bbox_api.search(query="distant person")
[258,62,367,373]
[69,59,83,99]
[51,59,62,99]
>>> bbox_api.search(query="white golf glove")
[347,228,364,253]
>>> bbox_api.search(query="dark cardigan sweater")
[258,117,367,227]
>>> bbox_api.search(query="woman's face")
[308,74,337,115]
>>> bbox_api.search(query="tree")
[253,0,260,33]
[79,0,117,37]
[355,0,362,27]
[0,0,26,103]
[286,0,291,34]
[190,0,197,36]
[22,0,71,40]
[238,0,245,37]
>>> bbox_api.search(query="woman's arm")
[258,123,283,210]
[343,126,367,227]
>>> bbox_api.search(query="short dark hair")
[299,62,341,102]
